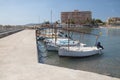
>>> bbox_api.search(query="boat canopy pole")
[95,31,102,46]
[55,22,58,45]
[95,35,99,46]
[79,33,81,49]
[67,15,71,51]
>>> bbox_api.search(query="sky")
[0,0,120,25]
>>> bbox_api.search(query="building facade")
[61,10,92,25]
[107,17,120,24]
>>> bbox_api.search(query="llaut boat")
[58,45,103,57]
[45,38,81,51]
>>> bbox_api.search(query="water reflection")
[107,28,120,37]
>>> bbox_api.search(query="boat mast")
[38,16,40,24]
[51,10,53,38]
[79,33,81,48]
[55,21,58,45]
[68,16,70,50]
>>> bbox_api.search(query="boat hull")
[58,47,102,57]
[46,44,58,51]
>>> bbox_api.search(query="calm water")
[38,27,120,78]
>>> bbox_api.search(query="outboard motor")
[97,42,104,50]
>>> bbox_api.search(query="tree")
[91,19,96,25]
[44,21,50,24]
[95,19,103,23]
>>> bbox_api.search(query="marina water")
[38,27,120,78]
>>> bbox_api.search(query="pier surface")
[0,30,119,80]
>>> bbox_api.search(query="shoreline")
[99,25,120,29]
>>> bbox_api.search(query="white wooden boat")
[45,38,79,45]
[45,38,80,51]
[58,46,102,57]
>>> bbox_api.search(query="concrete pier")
[0,30,119,80]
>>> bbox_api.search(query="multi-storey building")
[61,10,92,24]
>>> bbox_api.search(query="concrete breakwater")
[0,25,24,38]
[0,29,24,38]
